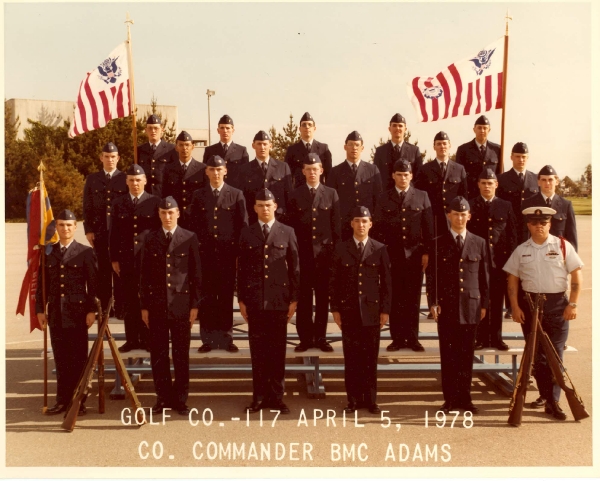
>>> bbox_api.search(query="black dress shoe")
[344,402,357,414]
[545,401,567,420]
[460,402,479,414]
[115,308,125,320]
[270,400,290,414]
[315,339,334,352]
[245,401,266,413]
[176,405,190,416]
[493,341,510,351]
[529,396,546,408]
[118,342,138,353]
[368,404,381,414]
[79,404,87,415]
[386,341,404,351]
[410,342,425,352]
[439,402,454,414]
[474,342,485,350]
[197,344,212,353]
[46,403,67,415]
[294,342,313,353]
[226,343,239,353]
[152,401,169,414]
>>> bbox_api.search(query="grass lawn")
[565,197,592,215]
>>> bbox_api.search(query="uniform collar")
[346,159,361,168]
[162,226,178,236]
[258,219,276,229]
[307,182,320,190]
[210,182,225,193]
[450,228,467,241]
[104,169,117,177]
[395,185,410,195]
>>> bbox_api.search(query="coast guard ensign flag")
[69,42,130,137]
[407,37,504,123]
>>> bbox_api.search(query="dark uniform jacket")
[83,170,128,234]
[137,140,178,197]
[496,169,538,243]
[239,158,293,225]
[373,141,423,190]
[521,193,578,251]
[189,183,248,255]
[286,183,341,259]
[413,160,468,223]
[162,158,207,223]
[326,161,382,226]
[139,227,202,320]
[329,237,392,326]
[426,231,489,324]
[202,142,249,188]
[109,192,161,262]
[35,241,98,328]
[373,186,434,262]
[237,221,300,311]
[456,139,501,196]
[285,140,333,187]
[467,196,517,269]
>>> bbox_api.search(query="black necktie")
[440,162,446,179]
[60,246,66,256]
[456,234,463,252]
[106,173,111,182]
[133,197,138,206]
[519,172,524,186]
[213,188,219,199]
[310,187,316,200]
[357,241,364,258]
[263,223,270,240]
[351,163,357,175]
[398,190,405,206]
[394,144,401,158]
[546,197,552,206]
[223,144,228,155]
[181,163,187,175]
[166,231,172,243]
[152,144,157,152]
[306,142,311,153]
[262,162,268,176]
[480,144,486,158]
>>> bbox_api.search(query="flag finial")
[505,9,512,36]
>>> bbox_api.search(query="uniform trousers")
[149,310,191,407]
[49,322,88,404]
[296,247,332,345]
[199,250,236,348]
[93,231,124,313]
[120,260,148,347]
[389,253,423,345]
[341,317,380,405]
[520,292,569,402]
[476,266,506,346]
[437,319,477,406]
[247,309,288,402]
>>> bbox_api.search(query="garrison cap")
[538,165,558,176]
[126,164,145,176]
[146,114,161,125]
[390,113,406,124]
[206,155,226,167]
[300,112,315,123]
[393,159,412,173]
[345,131,363,143]
[304,153,322,165]
[478,168,497,180]
[447,196,470,212]
[176,131,193,142]
[255,188,275,201]
[474,115,490,126]
[253,130,271,142]
[159,196,178,209]
[351,206,371,218]
[56,209,76,220]
[434,131,450,142]
[102,142,118,153]
[523,206,556,220]
[512,142,528,154]
[218,115,234,125]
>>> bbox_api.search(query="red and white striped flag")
[407,37,504,123]
[69,42,130,137]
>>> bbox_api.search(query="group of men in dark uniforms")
[37,110,580,420]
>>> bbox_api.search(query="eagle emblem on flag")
[470,48,496,76]
[97,56,122,84]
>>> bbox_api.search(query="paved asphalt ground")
[3,218,595,475]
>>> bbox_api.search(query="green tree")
[584,164,592,195]
[269,114,299,161]
[559,176,580,197]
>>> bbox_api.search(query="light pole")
[206,89,215,146]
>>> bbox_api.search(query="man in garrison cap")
[36,210,98,415]
[496,142,539,244]
[202,115,249,188]
[414,131,468,236]
[285,112,333,188]
[521,165,578,251]
[503,206,583,420]
[109,164,161,353]
[373,113,423,190]
[139,196,202,416]
[330,206,392,415]
[467,169,517,350]
[286,153,341,353]
[456,115,501,197]
[238,130,293,225]
[189,155,248,353]
[237,188,300,415]
[82,142,127,318]
[162,131,207,230]
[137,115,178,198]
[426,196,489,414]
[327,131,383,241]
[373,160,433,352]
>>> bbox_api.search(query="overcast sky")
[4,2,594,178]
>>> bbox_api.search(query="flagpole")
[38,161,48,413]
[499,10,512,173]
[125,13,139,164]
